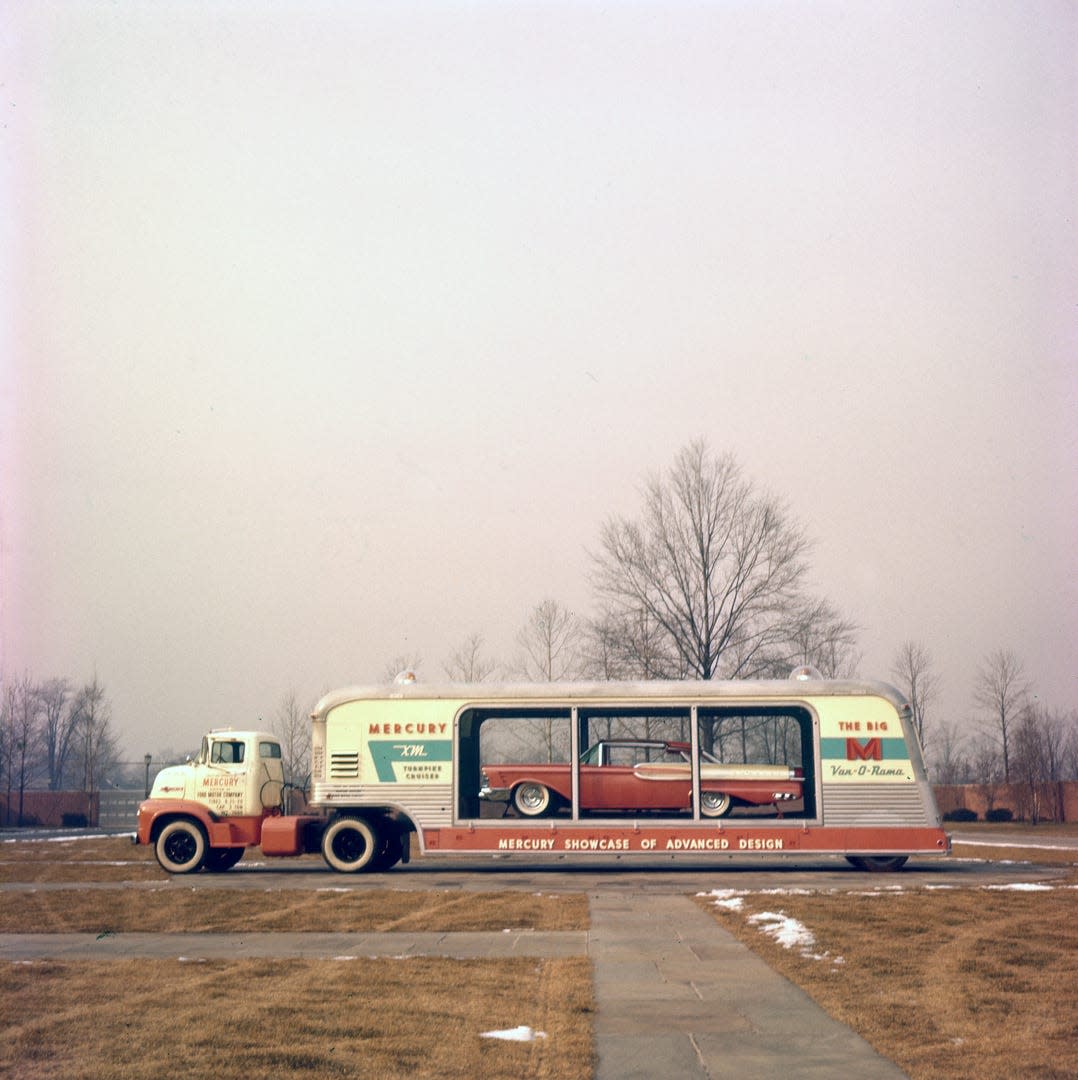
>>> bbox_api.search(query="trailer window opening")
[698,706,816,819]
[458,707,572,820]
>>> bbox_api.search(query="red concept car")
[480,739,803,818]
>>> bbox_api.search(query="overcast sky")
[2,1,1075,759]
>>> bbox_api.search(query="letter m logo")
[846,737,883,761]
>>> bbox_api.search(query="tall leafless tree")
[930,717,971,785]
[973,648,1029,783]
[1012,704,1071,823]
[513,599,584,682]
[591,440,854,680]
[583,608,684,681]
[890,641,940,751]
[511,600,584,763]
[3,676,42,825]
[443,633,499,682]
[70,676,117,820]
[36,678,77,791]
[271,688,312,810]
[781,596,860,679]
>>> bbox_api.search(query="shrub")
[985,807,1014,823]
[62,813,89,828]
[943,807,978,822]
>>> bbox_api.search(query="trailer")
[135,674,950,873]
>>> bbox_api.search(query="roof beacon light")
[394,670,417,685]
[789,665,823,681]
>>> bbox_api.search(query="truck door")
[194,737,251,816]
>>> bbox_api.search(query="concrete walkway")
[1,894,906,1079]
[588,892,907,1079]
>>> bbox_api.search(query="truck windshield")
[211,740,245,764]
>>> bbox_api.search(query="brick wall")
[1,791,100,827]
[934,782,1078,823]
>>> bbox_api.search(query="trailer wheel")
[322,816,381,873]
[700,791,732,818]
[846,855,909,872]
[204,847,244,872]
[155,819,208,874]
[513,782,552,817]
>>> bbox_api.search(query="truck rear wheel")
[204,847,244,872]
[155,819,207,874]
[322,816,381,873]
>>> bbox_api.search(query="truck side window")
[260,742,282,759]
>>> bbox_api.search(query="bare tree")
[271,689,312,811]
[591,440,850,681]
[973,648,1029,783]
[513,599,585,683]
[930,717,971,785]
[970,738,1005,815]
[3,676,43,826]
[583,608,684,681]
[781,597,860,679]
[70,676,117,821]
[890,641,940,751]
[443,633,499,682]
[1012,704,1071,823]
[36,678,77,791]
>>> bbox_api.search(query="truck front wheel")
[155,819,208,874]
[322,816,381,873]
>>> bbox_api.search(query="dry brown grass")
[6,829,1078,1079]
[0,835,167,883]
[0,956,595,1079]
[949,822,1078,866]
[0,885,587,933]
[697,870,1078,1080]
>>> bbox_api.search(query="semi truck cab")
[137,730,308,873]
[149,731,286,817]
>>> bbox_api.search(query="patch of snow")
[697,888,742,900]
[746,910,843,967]
[748,910,816,951]
[983,882,1053,892]
[713,897,744,912]
[480,1026,547,1042]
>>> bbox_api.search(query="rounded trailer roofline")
[310,678,910,719]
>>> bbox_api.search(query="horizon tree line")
[5,441,1075,814]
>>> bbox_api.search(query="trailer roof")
[310,678,909,718]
